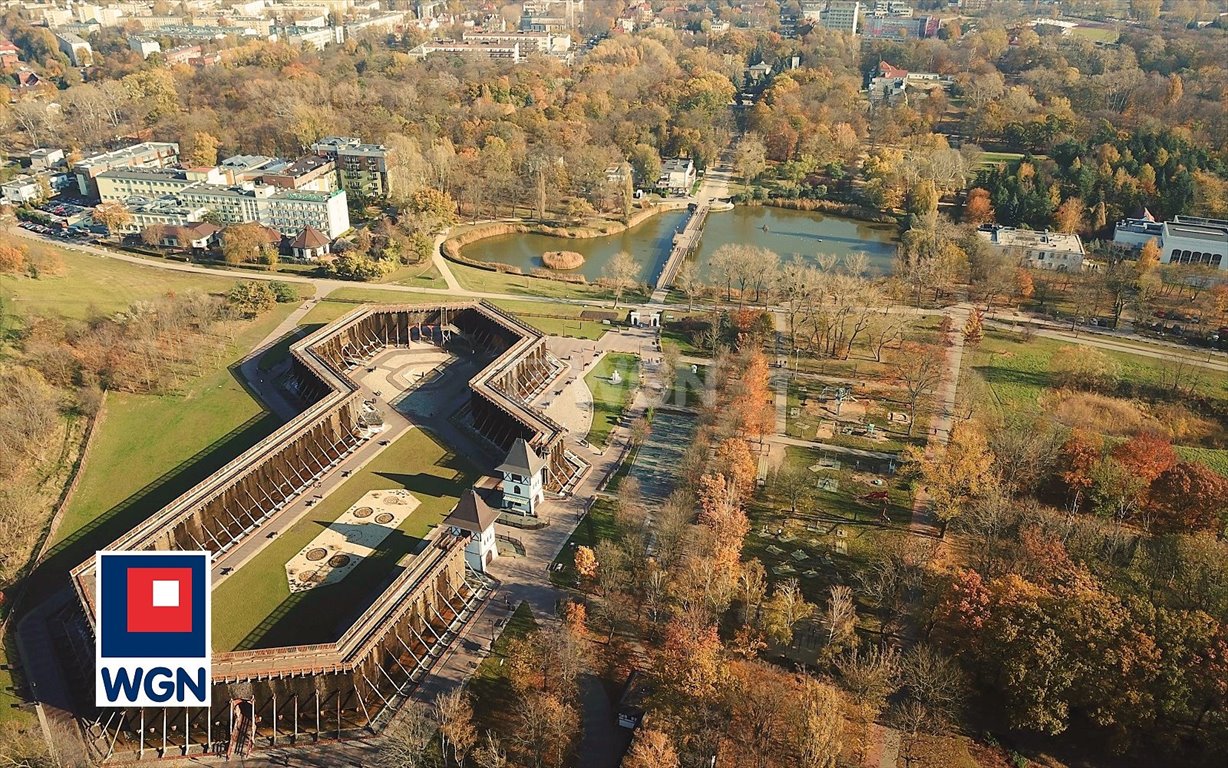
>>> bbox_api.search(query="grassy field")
[450,261,648,304]
[968,329,1228,414]
[1071,26,1119,43]
[211,427,475,651]
[384,259,449,290]
[584,353,640,448]
[2,241,299,319]
[48,303,299,548]
[1174,446,1228,477]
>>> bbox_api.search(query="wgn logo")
[95,551,211,707]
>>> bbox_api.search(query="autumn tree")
[378,703,435,768]
[93,201,133,234]
[221,222,274,265]
[227,281,276,317]
[183,131,220,168]
[904,422,995,535]
[760,578,815,646]
[623,728,679,768]
[1148,461,1228,533]
[1054,197,1085,234]
[1051,345,1120,392]
[0,243,27,275]
[822,584,856,651]
[602,250,638,307]
[435,688,477,768]
[962,310,984,346]
[574,545,598,581]
[963,187,995,225]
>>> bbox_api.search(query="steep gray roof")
[495,437,546,476]
[445,488,499,533]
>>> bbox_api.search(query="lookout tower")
[497,437,546,515]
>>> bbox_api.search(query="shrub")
[268,281,299,303]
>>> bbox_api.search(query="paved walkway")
[907,303,970,537]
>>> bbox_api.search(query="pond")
[694,206,898,275]
[459,210,689,284]
[458,205,898,284]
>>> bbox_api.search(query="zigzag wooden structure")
[64,301,575,761]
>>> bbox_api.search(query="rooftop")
[444,488,500,533]
[978,225,1084,254]
[496,437,547,476]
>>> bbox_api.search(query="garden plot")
[285,489,419,592]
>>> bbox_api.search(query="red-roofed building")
[0,39,22,70]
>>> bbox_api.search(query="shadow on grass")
[18,409,283,612]
[234,528,425,650]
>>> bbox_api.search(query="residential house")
[0,39,22,69]
[160,221,220,250]
[129,36,161,58]
[656,158,696,196]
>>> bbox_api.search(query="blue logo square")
[99,552,208,659]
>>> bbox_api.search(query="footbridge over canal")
[651,199,712,301]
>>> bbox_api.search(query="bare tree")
[823,584,857,649]
[435,688,477,767]
[602,250,639,307]
[893,342,945,436]
[378,703,436,768]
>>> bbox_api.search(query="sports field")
[211,427,476,651]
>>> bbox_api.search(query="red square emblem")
[126,567,193,634]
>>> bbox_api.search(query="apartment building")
[74,142,181,198]
[461,30,570,54]
[311,137,393,199]
[409,40,523,63]
[817,0,860,33]
[54,31,93,65]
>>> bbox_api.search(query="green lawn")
[584,353,640,448]
[384,259,449,290]
[2,242,297,319]
[968,329,1228,415]
[211,427,476,651]
[1071,26,1119,43]
[548,497,617,587]
[1174,446,1228,478]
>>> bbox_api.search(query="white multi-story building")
[818,0,860,33]
[1114,215,1228,270]
[74,142,181,198]
[409,40,522,63]
[656,158,696,195]
[461,30,570,54]
[98,165,351,239]
[54,31,93,65]
[978,225,1086,272]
